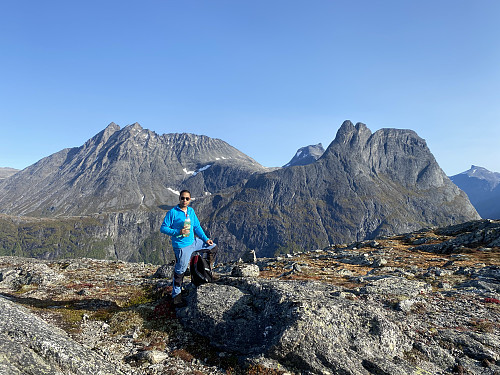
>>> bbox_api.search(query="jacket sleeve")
[160,210,179,237]
[192,210,210,243]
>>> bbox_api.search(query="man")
[160,190,217,307]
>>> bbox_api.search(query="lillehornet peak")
[0,120,479,263]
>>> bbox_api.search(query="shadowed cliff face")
[197,121,479,261]
[0,123,267,217]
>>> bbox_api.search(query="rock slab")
[177,278,416,374]
[0,296,122,375]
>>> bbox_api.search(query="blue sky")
[1,1,499,175]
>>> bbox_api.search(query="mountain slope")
[450,165,500,219]
[197,121,480,261]
[0,123,267,217]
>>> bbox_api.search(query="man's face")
[179,193,191,208]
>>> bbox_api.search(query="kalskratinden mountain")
[450,165,500,219]
[0,121,479,263]
[0,122,267,217]
[196,121,480,261]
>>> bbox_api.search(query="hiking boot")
[172,294,187,308]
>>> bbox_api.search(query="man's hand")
[206,239,214,246]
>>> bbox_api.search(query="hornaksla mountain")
[0,121,479,263]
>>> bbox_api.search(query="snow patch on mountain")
[192,165,211,176]
[167,188,180,195]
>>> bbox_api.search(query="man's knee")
[173,272,184,288]
[207,245,218,260]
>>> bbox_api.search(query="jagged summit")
[0,122,268,217]
[329,120,372,146]
[319,121,440,189]
[456,165,500,188]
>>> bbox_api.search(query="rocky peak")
[283,143,325,167]
[330,120,372,148]
[323,123,441,188]
[120,122,148,139]
[458,165,500,190]
[87,122,121,147]
[450,166,500,219]
[127,122,143,130]
[106,121,120,132]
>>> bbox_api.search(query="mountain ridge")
[0,122,268,217]
[0,120,480,263]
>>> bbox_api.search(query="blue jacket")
[160,205,210,248]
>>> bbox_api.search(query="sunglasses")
[180,197,190,201]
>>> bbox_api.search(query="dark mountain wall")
[0,211,175,265]
[196,121,479,261]
[0,123,267,217]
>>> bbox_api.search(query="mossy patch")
[122,285,155,307]
[109,310,143,335]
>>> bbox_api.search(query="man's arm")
[160,211,180,237]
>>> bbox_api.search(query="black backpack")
[189,253,213,286]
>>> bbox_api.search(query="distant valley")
[0,121,480,263]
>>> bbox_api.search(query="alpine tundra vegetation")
[0,219,499,374]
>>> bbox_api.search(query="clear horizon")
[1,1,499,175]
